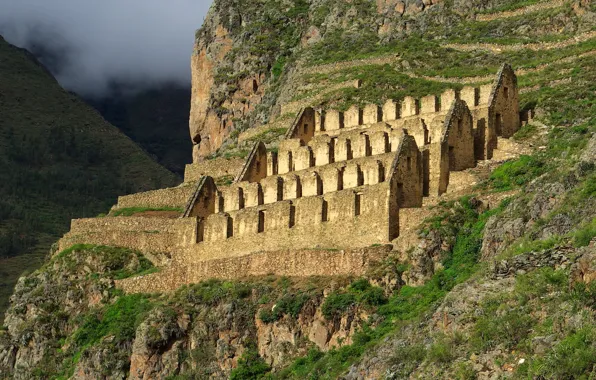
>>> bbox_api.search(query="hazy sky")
[0,0,212,96]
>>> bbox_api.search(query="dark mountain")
[0,35,179,316]
[86,83,192,175]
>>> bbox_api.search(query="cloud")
[0,0,212,96]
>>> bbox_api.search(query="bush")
[73,294,153,347]
[471,306,534,351]
[389,343,427,377]
[229,347,270,380]
[320,279,387,320]
[427,339,455,364]
[258,293,311,323]
[322,292,356,319]
[515,267,567,301]
[526,328,596,378]
[574,217,596,247]
[182,279,251,307]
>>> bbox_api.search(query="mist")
[0,0,212,97]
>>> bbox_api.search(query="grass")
[53,244,156,280]
[245,127,287,145]
[441,6,578,45]
[526,328,596,378]
[230,346,271,380]
[315,64,462,110]
[321,279,387,319]
[573,217,596,247]
[215,175,235,187]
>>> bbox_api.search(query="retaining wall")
[116,245,393,293]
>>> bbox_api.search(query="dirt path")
[443,30,596,53]
[475,0,566,22]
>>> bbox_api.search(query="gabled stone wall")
[113,185,195,210]
[184,156,245,183]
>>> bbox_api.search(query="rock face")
[189,21,234,160]
[189,4,271,161]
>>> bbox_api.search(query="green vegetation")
[527,328,596,379]
[215,175,235,186]
[73,294,153,347]
[574,217,596,247]
[318,64,463,110]
[259,292,312,322]
[230,346,271,380]
[277,197,506,378]
[245,127,287,145]
[477,0,542,14]
[487,155,546,191]
[441,6,579,44]
[53,244,156,280]
[321,279,386,319]
[109,206,183,217]
[175,279,253,308]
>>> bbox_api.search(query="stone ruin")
[58,64,521,293]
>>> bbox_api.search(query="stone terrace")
[58,64,523,293]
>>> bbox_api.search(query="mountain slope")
[0,36,180,316]
[86,83,192,175]
[1,0,595,378]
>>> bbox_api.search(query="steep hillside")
[1,0,595,378]
[0,36,179,317]
[189,0,594,160]
[87,83,192,175]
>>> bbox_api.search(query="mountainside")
[87,83,192,175]
[1,0,596,378]
[0,36,179,317]
[188,0,595,160]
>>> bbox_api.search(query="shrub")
[229,347,270,380]
[526,328,596,378]
[73,294,153,347]
[278,347,324,377]
[176,279,251,312]
[258,293,311,323]
[515,267,567,302]
[574,217,596,247]
[454,362,477,380]
[427,338,455,364]
[471,306,534,351]
[386,343,427,377]
[322,292,356,319]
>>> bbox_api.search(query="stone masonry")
[58,64,521,293]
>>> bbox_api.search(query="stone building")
[57,64,521,293]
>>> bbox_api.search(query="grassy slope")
[0,36,180,317]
